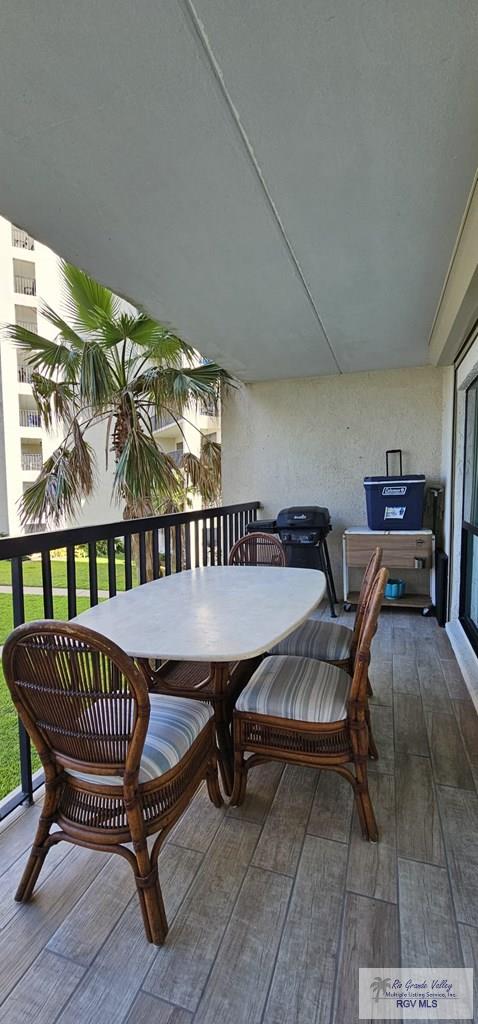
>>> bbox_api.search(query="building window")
[13,259,36,296]
[11,226,34,250]
[460,376,478,653]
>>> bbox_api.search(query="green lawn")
[0,556,129,593]
[0,556,145,802]
[0,593,94,800]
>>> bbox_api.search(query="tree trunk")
[123,499,157,584]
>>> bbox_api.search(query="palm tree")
[4,262,232,527]
[370,977,391,1003]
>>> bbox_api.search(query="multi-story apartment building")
[0,216,221,534]
[0,215,63,536]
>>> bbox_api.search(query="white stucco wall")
[222,365,447,594]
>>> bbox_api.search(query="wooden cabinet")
[343,528,435,612]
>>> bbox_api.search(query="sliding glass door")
[461,377,478,652]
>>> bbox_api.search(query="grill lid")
[276,506,331,530]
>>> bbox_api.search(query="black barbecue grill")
[247,505,337,616]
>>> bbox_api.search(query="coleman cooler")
[364,450,425,531]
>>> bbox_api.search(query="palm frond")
[181,440,222,506]
[136,362,231,419]
[60,262,121,332]
[126,318,194,363]
[166,363,233,411]
[113,427,181,504]
[31,374,75,429]
[3,325,81,378]
[38,301,87,347]
[19,434,95,527]
[69,419,96,496]
[78,341,115,408]
[201,436,222,476]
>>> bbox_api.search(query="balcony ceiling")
[1,2,478,381]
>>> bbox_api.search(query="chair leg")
[15,783,57,902]
[212,694,234,797]
[230,747,248,806]
[134,843,168,946]
[366,675,374,697]
[206,754,224,808]
[366,705,379,760]
[353,758,378,842]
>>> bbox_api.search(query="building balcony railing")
[21,453,43,471]
[151,412,177,431]
[14,275,36,296]
[167,449,183,466]
[0,500,260,819]
[12,227,35,250]
[19,409,41,428]
[16,320,38,334]
[17,365,34,383]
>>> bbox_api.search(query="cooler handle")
[386,449,403,477]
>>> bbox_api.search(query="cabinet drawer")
[345,533,433,569]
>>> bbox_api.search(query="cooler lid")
[364,475,425,486]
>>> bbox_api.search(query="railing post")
[11,557,33,804]
[66,545,77,618]
[216,515,222,565]
[194,520,200,568]
[41,551,54,618]
[124,535,133,590]
[184,522,191,570]
[202,520,208,569]
[107,538,117,597]
[222,514,229,563]
[164,528,171,576]
[152,529,160,579]
[88,542,98,606]
[175,525,182,572]
[139,532,147,584]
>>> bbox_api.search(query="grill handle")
[385,449,403,477]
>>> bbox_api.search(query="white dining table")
[73,565,326,791]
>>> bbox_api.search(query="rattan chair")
[270,546,382,671]
[231,567,389,841]
[2,620,222,945]
[228,532,286,567]
[269,545,382,758]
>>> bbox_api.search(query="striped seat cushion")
[235,655,350,723]
[270,619,353,662]
[68,694,213,786]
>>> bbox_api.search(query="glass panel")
[464,381,478,526]
[465,532,478,630]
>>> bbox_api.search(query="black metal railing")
[0,500,260,818]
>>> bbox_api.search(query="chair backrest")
[351,546,383,655]
[228,532,287,567]
[2,620,150,782]
[349,567,389,708]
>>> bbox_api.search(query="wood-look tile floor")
[1,607,478,1024]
